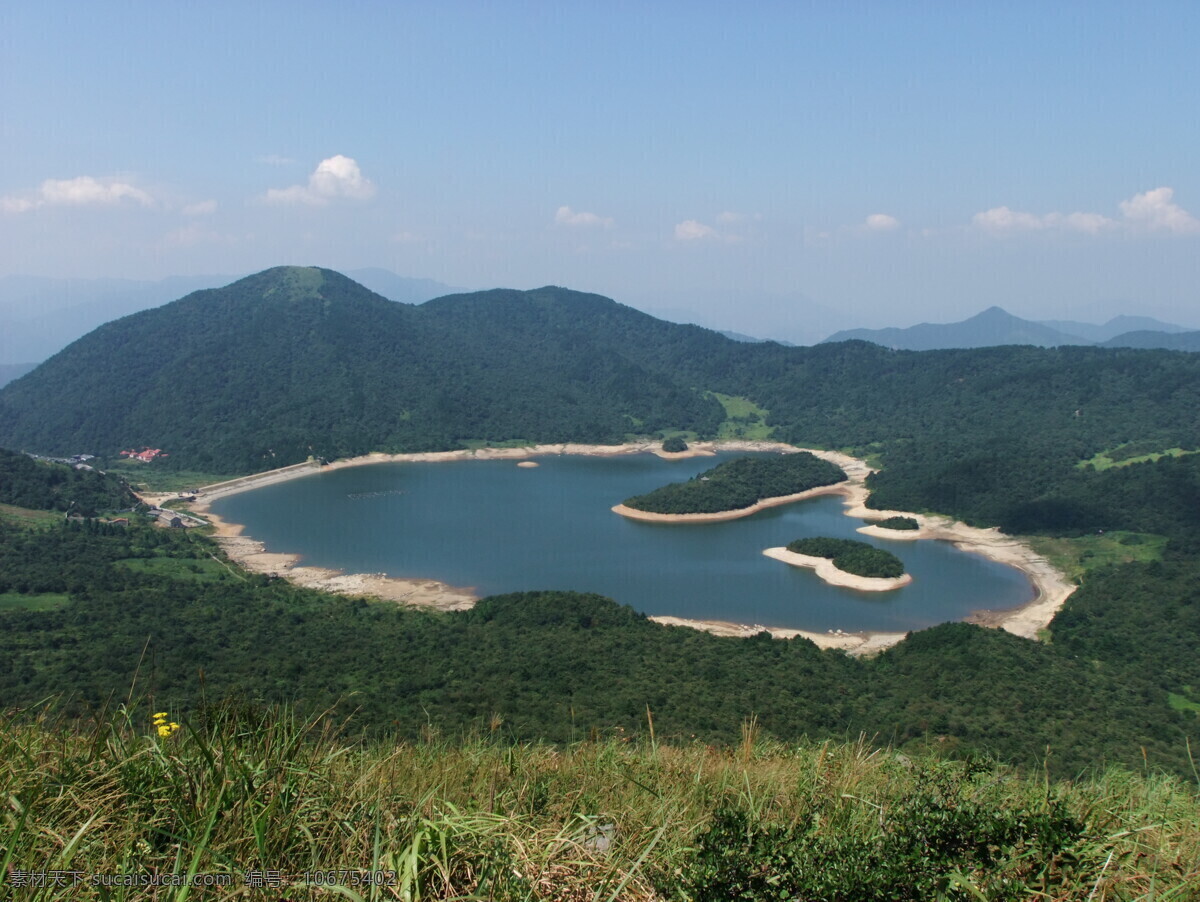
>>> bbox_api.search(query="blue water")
[210,453,1033,633]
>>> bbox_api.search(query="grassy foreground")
[2,705,1198,900]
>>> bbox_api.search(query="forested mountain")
[823,306,1091,349]
[0,268,725,471]
[0,269,457,367]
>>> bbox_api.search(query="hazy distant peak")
[822,306,1091,350]
[1100,330,1200,351]
[972,305,1018,320]
[1038,314,1191,343]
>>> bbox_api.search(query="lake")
[209,452,1033,633]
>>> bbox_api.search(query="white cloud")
[40,176,154,207]
[864,213,900,231]
[1118,186,1200,234]
[674,219,718,240]
[263,154,376,206]
[973,206,1051,231]
[182,199,218,216]
[716,211,745,224]
[1,196,36,213]
[1057,211,1114,234]
[2,175,154,213]
[973,205,1117,234]
[973,188,1199,237]
[555,205,614,228]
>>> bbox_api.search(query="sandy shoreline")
[855,524,926,541]
[190,497,479,609]
[762,547,913,591]
[182,439,1074,654]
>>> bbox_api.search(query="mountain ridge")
[1041,314,1193,343]
[823,306,1092,349]
[0,267,726,469]
[0,268,460,366]
[823,306,1196,350]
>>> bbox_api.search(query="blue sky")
[2,2,1198,340]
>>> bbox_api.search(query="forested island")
[872,516,919,531]
[785,537,906,579]
[619,452,846,515]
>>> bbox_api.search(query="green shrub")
[673,760,1095,901]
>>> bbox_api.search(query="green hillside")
[0,446,135,515]
[0,268,724,471]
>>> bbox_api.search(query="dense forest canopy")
[0,269,725,471]
[0,447,135,515]
[622,452,846,514]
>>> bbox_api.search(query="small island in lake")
[856,514,925,541]
[872,516,919,531]
[617,452,846,519]
[764,536,912,591]
[661,436,689,453]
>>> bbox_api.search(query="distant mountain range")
[1097,330,1200,351]
[1038,315,1194,343]
[0,269,461,366]
[823,306,1199,351]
